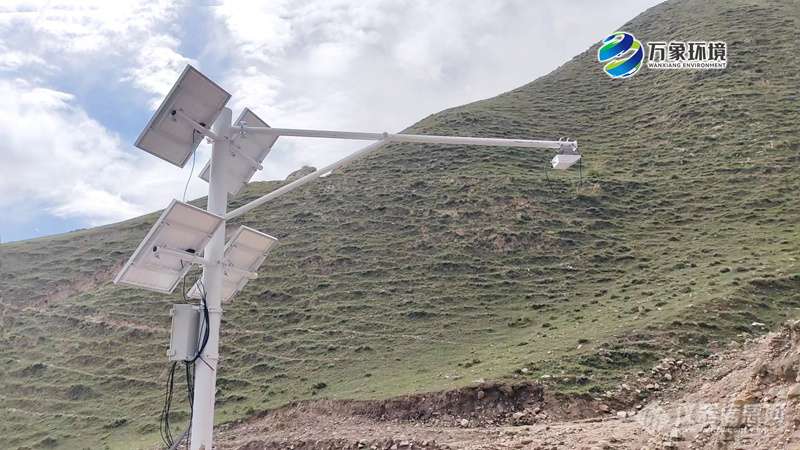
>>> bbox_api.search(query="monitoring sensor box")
[551,154,581,170]
[167,304,203,362]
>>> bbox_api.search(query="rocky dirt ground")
[207,321,800,449]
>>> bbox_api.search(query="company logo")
[598,32,643,78]
[598,31,728,78]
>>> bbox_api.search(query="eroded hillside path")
[216,410,648,449]
[209,321,800,449]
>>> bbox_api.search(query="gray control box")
[167,304,202,361]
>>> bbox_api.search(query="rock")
[670,428,683,441]
[477,390,485,400]
[663,442,677,449]
[521,368,529,374]
[732,394,758,405]
[751,322,765,327]
[722,408,744,428]
[664,373,672,381]
[617,411,627,419]
[541,374,552,380]
[598,404,610,412]
[719,266,731,273]
[646,384,656,390]
[786,383,800,399]
[460,418,469,427]
[512,412,526,420]
[285,166,317,182]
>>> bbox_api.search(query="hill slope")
[3,0,799,448]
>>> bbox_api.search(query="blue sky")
[0,0,663,243]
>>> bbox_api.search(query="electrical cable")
[160,264,212,448]
[160,362,178,448]
[182,148,197,203]
[575,156,584,198]
[544,163,556,195]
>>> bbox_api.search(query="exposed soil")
[205,320,800,449]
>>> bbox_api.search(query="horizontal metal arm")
[226,139,390,220]
[236,125,576,150]
[174,110,222,141]
[153,246,259,279]
[153,245,215,266]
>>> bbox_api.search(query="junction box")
[167,303,203,361]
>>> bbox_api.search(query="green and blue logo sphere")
[598,32,643,78]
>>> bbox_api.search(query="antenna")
[116,64,581,450]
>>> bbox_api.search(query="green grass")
[2,0,799,447]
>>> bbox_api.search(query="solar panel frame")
[135,65,231,167]
[188,226,278,302]
[113,200,225,294]
[198,108,278,196]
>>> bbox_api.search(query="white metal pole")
[190,107,231,450]
[225,139,390,220]
[238,125,575,150]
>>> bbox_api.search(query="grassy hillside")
[3,0,799,448]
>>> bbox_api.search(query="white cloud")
[0,0,666,240]
[0,0,193,104]
[122,34,197,109]
[0,79,209,227]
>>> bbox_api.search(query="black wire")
[160,362,178,448]
[165,265,212,449]
[186,362,195,410]
[544,163,556,195]
[190,279,210,364]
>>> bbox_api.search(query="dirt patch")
[638,321,800,449]
[242,381,628,429]
[208,320,800,449]
[17,262,123,309]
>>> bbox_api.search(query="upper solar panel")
[135,65,231,167]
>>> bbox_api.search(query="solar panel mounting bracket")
[227,142,263,170]
[173,109,223,142]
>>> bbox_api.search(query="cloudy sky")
[0,0,663,242]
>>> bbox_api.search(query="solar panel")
[135,65,231,167]
[114,200,225,293]
[198,108,278,196]
[189,226,278,303]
